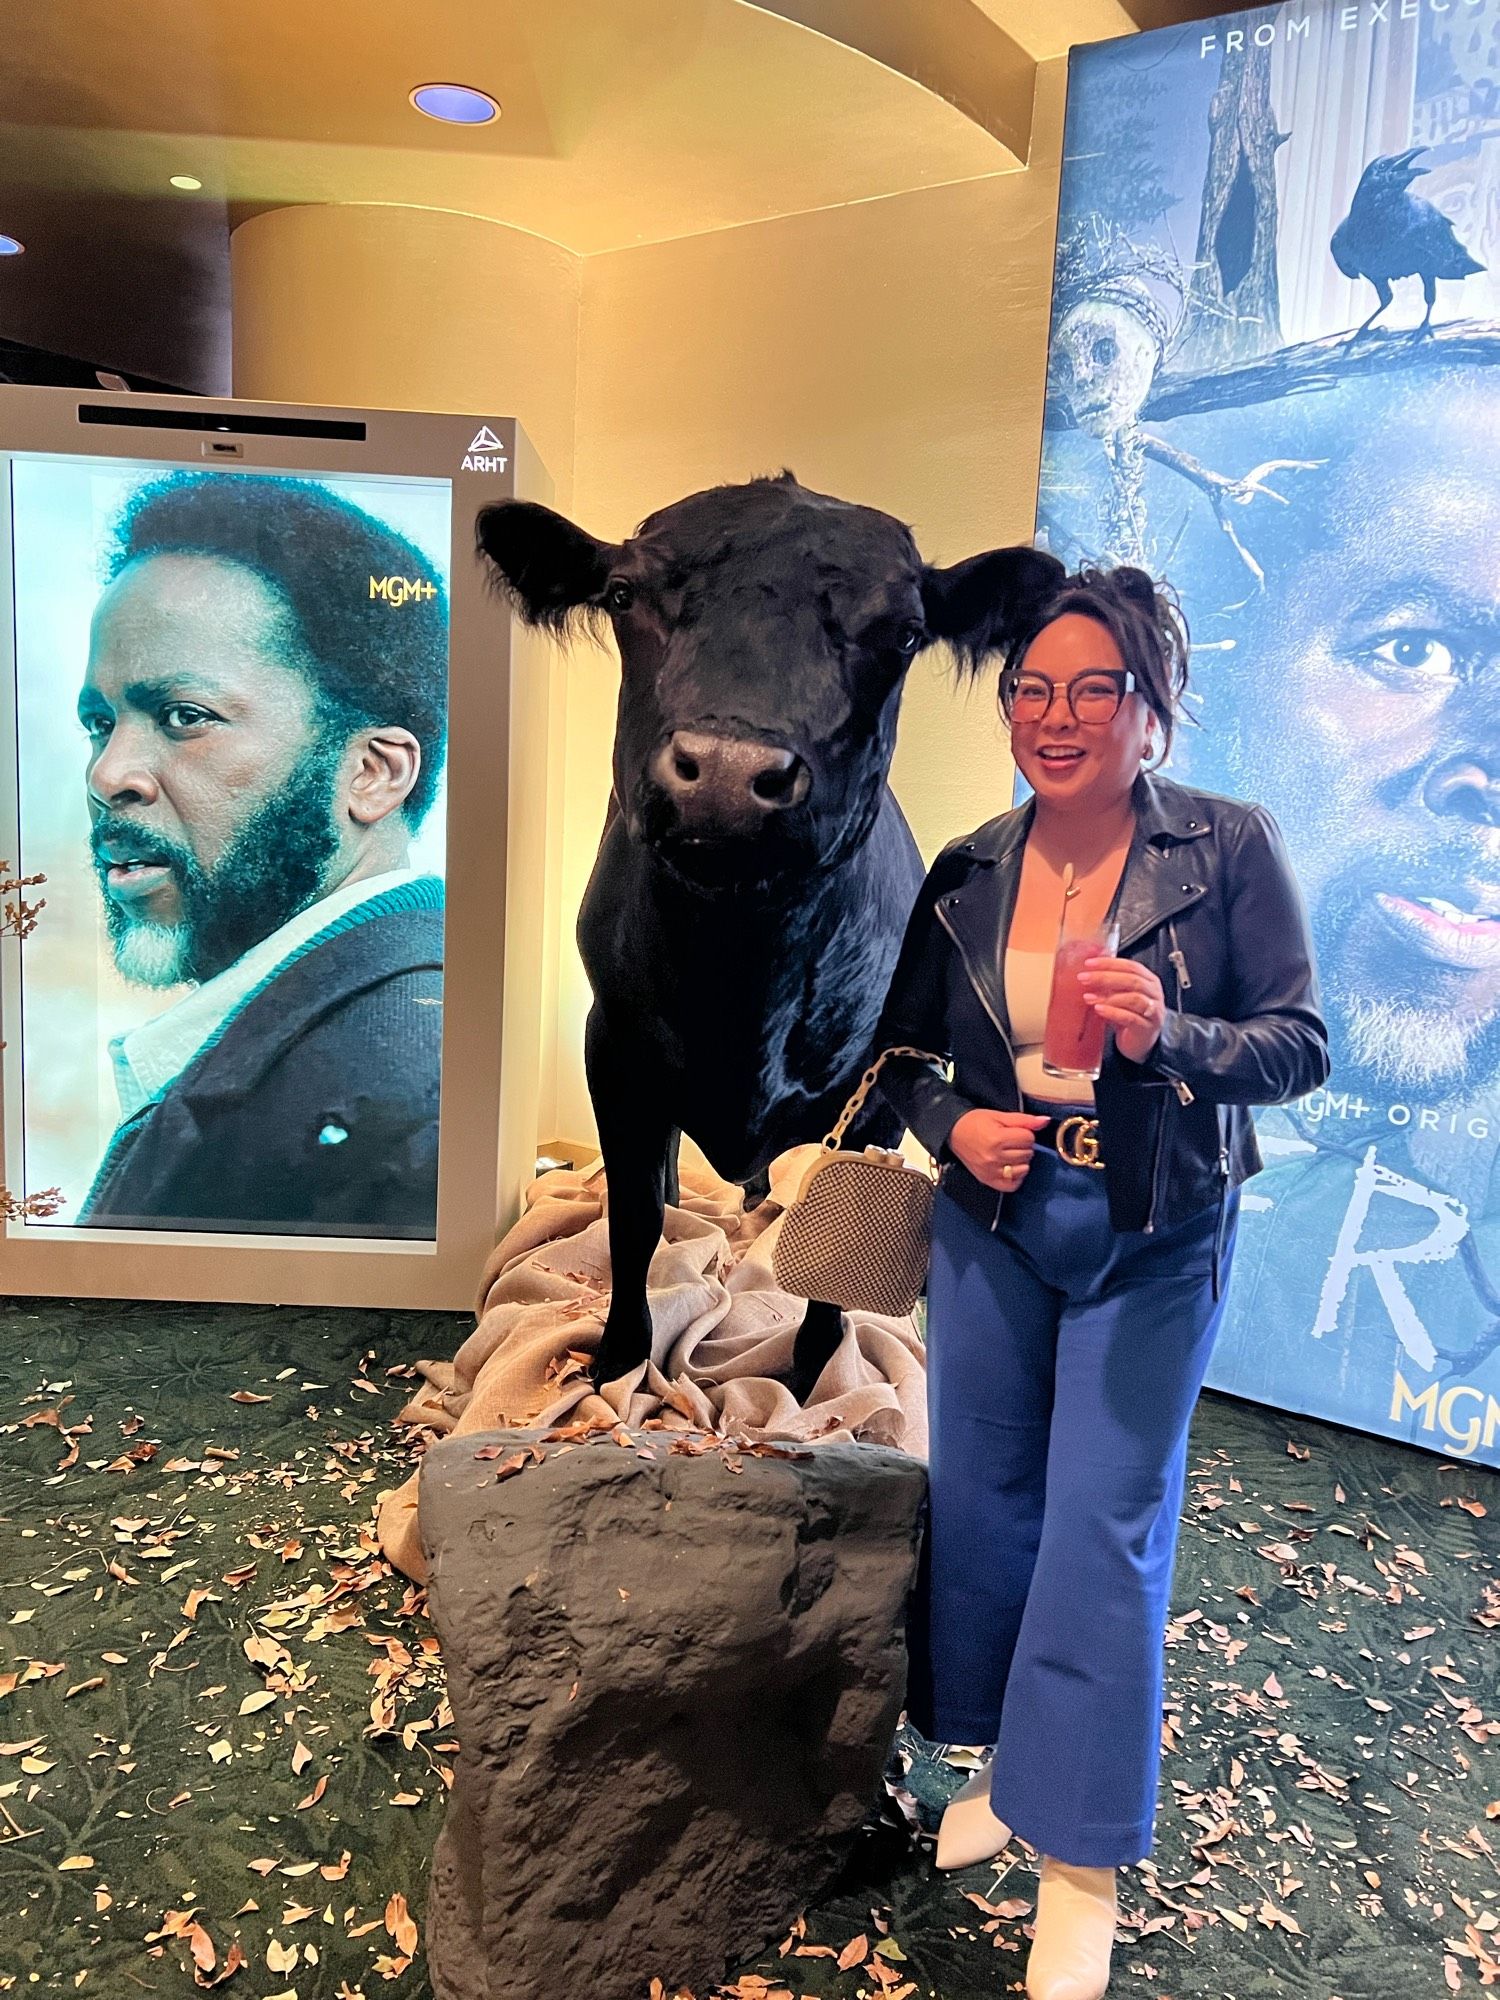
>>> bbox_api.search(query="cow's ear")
[475,501,621,635]
[921,546,1066,676]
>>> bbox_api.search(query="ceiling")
[972,0,1228,59]
[0,0,1229,391]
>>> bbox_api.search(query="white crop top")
[1004,947,1096,1107]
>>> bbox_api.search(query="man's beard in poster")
[93,745,342,989]
[1310,848,1500,1103]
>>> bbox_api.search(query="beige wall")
[232,205,583,506]
[550,57,1067,1139]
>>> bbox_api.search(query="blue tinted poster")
[1039,0,1500,1463]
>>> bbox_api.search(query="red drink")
[1043,923,1117,1080]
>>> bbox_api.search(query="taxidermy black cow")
[477,473,1058,1395]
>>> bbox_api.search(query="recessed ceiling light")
[409,82,500,125]
[0,235,24,257]
[169,175,203,191]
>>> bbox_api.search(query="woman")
[877,564,1328,2000]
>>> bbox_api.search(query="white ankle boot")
[935,1760,1012,1870]
[1025,1858,1118,2000]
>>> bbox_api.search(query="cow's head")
[478,473,1061,891]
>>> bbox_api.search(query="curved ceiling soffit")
[735,0,1035,164]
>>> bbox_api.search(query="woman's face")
[1008,612,1154,816]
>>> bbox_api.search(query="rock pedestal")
[419,1427,928,2000]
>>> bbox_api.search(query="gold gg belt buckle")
[1056,1115,1105,1171]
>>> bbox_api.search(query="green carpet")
[1,1295,1495,1999]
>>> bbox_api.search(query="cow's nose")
[652,730,811,831]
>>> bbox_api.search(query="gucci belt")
[1050,1114,1105,1171]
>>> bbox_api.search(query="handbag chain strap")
[822,1046,948,1151]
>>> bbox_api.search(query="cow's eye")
[605,579,635,613]
[897,622,925,655]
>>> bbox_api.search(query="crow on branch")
[1332,147,1484,334]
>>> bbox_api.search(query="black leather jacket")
[877,773,1330,1247]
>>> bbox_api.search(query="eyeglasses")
[1001,668,1138,726]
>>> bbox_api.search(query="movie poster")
[6,457,451,1241]
[1040,0,1500,1464]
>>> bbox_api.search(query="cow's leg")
[843,1092,906,1157]
[586,1009,672,1391]
[788,1297,845,1404]
[786,1087,916,1400]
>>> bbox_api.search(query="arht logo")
[370,576,437,607]
[462,424,509,474]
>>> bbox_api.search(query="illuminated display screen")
[5,456,451,1242]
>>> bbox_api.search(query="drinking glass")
[1042,909,1119,1081]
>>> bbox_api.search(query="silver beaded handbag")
[772,1046,946,1318]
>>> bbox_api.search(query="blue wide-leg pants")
[911,1150,1239,1867]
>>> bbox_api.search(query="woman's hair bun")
[1107,566,1160,611]
[1069,563,1159,615]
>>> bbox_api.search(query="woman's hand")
[1081,956,1167,1064]
[948,1108,1050,1190]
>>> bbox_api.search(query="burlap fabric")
[377,1147,927,1581]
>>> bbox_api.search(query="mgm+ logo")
[369,575,438,607]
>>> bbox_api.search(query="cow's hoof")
[589,1343,644,1392]
[787,1301,843,1405]
[784,1362,818,1406]
[785,1349,834,1407]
